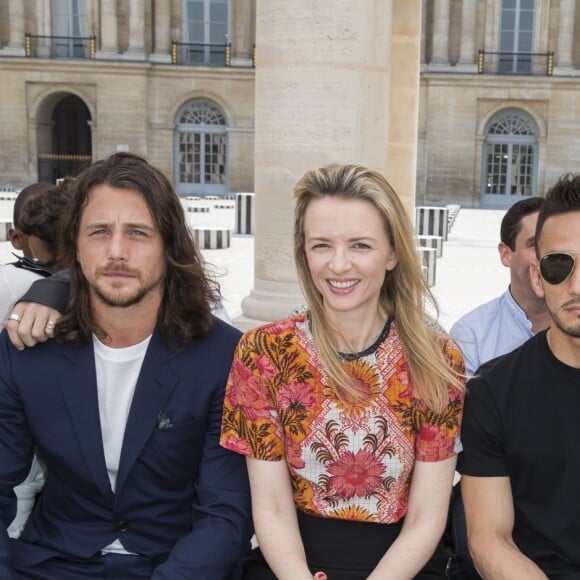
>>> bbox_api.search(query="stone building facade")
[0,0,255,196]
[420,0,580,208]
[1,1,580,210]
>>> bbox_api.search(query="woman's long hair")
[294,164,463,413]
[56,152,220,347]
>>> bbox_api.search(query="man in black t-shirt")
[458,173,580,579]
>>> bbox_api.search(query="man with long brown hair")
[0,153,251,579]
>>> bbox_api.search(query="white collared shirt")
[450,288,533,377]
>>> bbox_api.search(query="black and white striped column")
[235,193,254,235]
[193,227,231,249]
[0,221,12,241]
[415,206,449,241]
[417,246,437,287]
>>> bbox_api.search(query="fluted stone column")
[555,0,575,72]
[231,0,254,67]
[420,0,428,64]
[124,0,146,60]
[431,0,450,66]
[151,0,171,63]
[35,0,51,58]
[1,0,25,56]
[95,0,118,59]
[457,0,477,71]
[387,0,422,208]
[237,1,420,329]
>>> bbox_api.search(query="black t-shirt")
[458,331,580,577]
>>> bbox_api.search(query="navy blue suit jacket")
[0,318,251,579]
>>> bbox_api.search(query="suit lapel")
[115,332,179,496]
[59,342,114,502]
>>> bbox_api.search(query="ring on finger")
[8,312,22,323]
[45,320,56,330]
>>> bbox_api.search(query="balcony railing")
[477,50,553,76]
[171,41,231,67]
[25,33,96,59]
[37,153,92,183]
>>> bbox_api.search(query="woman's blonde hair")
[293,164,463,413]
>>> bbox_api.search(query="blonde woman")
[221,164,465,579]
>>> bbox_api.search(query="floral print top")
[220,313,465,524]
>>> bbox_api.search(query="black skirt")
[243,510,451,579]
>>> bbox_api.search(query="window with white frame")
[175,99,228,196]
[499,0,535,73]
[481,109,538,207]
[51,0,87,58]
[182,0,230,65]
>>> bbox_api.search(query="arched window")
[174,99,228,196]
[481,109,538,209]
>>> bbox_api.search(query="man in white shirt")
[450,197,550,376]
[0,182,52,321]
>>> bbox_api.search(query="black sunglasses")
[539,252,577,285]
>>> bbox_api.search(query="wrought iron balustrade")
[37,153,92,183]
[25,33,96,60]
[171,41,231,67]
[477,50,553,76]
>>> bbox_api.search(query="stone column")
[420,0,428,64]
[431,0,450,66]
[151,0,171,62]
[95,0,118,58]
[457,0,477,70]
[1,0,25,56]
[555,0,575,71]
[237,1,420,329]
[387,0,421,212]
[231,0,254,67]
[124,0,146,60]
[35,0,51,58]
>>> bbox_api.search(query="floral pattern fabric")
[220,313,465,524]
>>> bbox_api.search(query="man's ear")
[8,228,23,250]
[498,242,511,268]
[530,261,545,299]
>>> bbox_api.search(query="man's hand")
[3,302,62,350]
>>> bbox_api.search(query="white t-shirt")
[93,333,151,554]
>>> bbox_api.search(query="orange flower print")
[266,318,296,335]
[228,359,272,421]
[285,437,306,470]
[329,505,375,522]
[325,359,380,418]
[220,435,252,457]
[254,354,277,380]
[277,381,316,412]
[417,423,455,461]
[328,449,386,500]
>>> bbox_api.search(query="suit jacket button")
[117,521,129,533]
